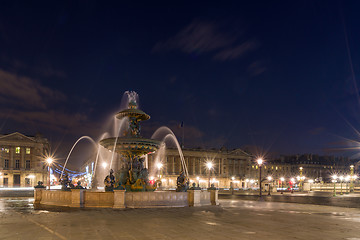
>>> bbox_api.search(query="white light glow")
[156,162,163,170]
[46,157,53,164]
[102,162,107,169]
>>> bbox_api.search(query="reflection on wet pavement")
[1,197,360,239]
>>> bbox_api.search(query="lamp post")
[257,158,263,199]
[267,176,272,196]
[156,162,163,179]
[299,167,303,191]
[345,175,350,194]
[230,176,235,194]
[46,157,53,190]
[280,177,285,194]
[156,162,163,189]
[206,162,213,188]
[332,175,337,197]
[308,179,314,192]
[350,165,354,192]
[339,176,344,195]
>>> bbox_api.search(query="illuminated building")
[0,132,50,187]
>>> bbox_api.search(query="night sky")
[1,1,360,164]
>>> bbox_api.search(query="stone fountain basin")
[34,189,218,208]
[99,137,161,156]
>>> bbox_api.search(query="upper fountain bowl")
[115,101,150,121]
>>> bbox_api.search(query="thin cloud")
[0,108,101,137]
[213,40,258,61]
[153,20,259,62]
[247,60,267,76]
[153,20,236,54]
[0,69,66,109]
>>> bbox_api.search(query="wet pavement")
[219,192,360,208]
[1,197,360,239]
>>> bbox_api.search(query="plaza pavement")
[1,197,360,240]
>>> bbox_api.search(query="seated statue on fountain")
[75,181,85,189]
[60,173,71,191]
[34,181,45,188]
[189,182,201,190]
[176,171,189,192]
[104,169,115,191]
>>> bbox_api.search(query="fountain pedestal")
[209,189,219,205]
[34,188,43,204]
[71,189,85,208]
[113,190,126,208]
[188,190,211,207]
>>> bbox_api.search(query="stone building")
[0,132,50,188]
[82,147,358,189]
[145,147,252,189]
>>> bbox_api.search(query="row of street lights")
[331,174,358,196]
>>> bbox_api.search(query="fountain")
[34,91,216,208]
[99,96,161,192]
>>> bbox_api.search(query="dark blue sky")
[1,1,360,162]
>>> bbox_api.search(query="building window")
[15,147,20,154]
[26,160,30,169]
[4,159,9,168]
[26,148,30,154]
[15,159,20,169]
[2,147,9,153]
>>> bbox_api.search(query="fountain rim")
[99,137,161,155]
[116,108,150,121]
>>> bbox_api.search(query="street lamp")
[102,162,108,169]
[206,162,213,188]
[267,176,272,195]
[46,157,53,190]
[308,179,314,191]
[257,158,263,199]
[345,175,350,194]
[156,162,163,178]
[299,167,303,191]
[350,165,355,192]
[339,175,344,195]
[280,177,285,194]
[332,175,337,197]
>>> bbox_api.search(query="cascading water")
[92,132,110,180]
[151,126,189,178]
[60,136,97,179]
[109,117,129,170]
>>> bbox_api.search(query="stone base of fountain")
[34,189,218,209]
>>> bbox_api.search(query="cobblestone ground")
[1,197,360,240]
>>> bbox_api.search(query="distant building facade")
[0,132,50,187]
[147,147,252,189]
[82,147,358,189]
